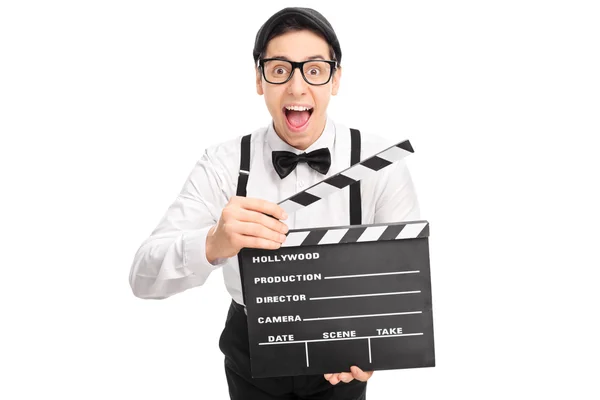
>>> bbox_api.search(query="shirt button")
[298,180,305,188]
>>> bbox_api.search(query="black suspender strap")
[235,134,252,306]
[236,134,251,197]
[349,128,362,226]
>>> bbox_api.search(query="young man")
[129,7,420,399]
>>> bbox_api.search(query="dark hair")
[256,17,337,64]
[253,7,342,66]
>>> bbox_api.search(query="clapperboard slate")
[239,140,435,378]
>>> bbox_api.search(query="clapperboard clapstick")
[278,140,414,215]
[239,138,434,378]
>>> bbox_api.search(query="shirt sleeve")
[373,159,421,224]
[128,148,233,299]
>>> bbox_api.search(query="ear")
[331,65,342,96]
[255,67,264,95]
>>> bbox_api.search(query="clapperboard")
[239,140,435,378]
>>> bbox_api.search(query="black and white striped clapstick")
[282,220,429,248]
[277,140,414,215]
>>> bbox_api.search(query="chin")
[283,131,312,149]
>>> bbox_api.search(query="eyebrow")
[267,55,328,61]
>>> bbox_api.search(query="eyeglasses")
[258,58,338,86]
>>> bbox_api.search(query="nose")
[286,67,308,96]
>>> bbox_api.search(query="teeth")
[285,105,312,112]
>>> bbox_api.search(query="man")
[129,7,420,399]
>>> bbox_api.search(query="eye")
[305,63,325,76]
[273,66,289,75]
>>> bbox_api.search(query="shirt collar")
[266,116,336,154]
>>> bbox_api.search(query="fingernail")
[282,212,288,220]
[280,234,287,242]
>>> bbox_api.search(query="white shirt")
[129,117,420,305]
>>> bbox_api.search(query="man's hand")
[324,366,374,385]
[206,196,289,262]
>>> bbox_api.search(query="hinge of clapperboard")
[276,139,429,246]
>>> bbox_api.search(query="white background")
[1,0,599,399]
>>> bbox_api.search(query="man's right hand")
[205,196,289,263]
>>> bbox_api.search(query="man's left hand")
[324,366,373,385]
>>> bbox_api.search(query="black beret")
[253,7,342,65]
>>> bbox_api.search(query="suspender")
[236,134,251,197]
[235,134,252,305]
[349,128,362,225]
[235,128,362,222]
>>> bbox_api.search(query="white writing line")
[259,333,424,346]
[310,291,421,301]
[324,271,420,280]
[303,311,422,321]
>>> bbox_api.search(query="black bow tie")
[272,148,331,179]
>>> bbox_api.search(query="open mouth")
[283,105,314,131]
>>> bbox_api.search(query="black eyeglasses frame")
[258,58,338,86]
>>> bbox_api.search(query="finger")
[238,197,288,220]
[233,221,287,244]
[328,373,341,385]
[236,234,282,250]
[324,373,333,380]
[339,372,354,383]
[236,208,289,235]
[350,366,373,382]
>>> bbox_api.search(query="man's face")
[256,29,341,150]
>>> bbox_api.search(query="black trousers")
[219,300,367,400]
